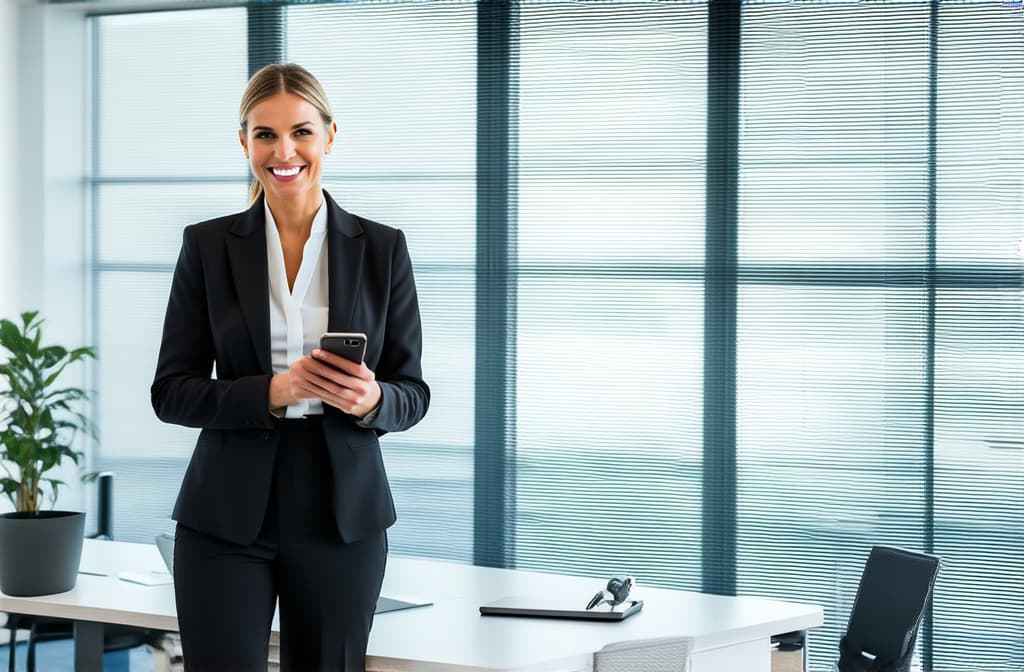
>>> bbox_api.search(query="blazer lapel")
[325,192,366,332]
[226,198,272,374]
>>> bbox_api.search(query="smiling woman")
[150,62,430,672]
[239,64,336,209]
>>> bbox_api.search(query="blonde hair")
[239,63,334,205]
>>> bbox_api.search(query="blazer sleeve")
[150,226,276,431]
[364,228,430,435]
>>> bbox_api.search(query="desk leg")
[73,621,104,672]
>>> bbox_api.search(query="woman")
[151,63,429,671]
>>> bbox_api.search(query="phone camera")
[344,338,360,347]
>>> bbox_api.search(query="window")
[89,4,1023,669]
[513,3,707,587]
[737,3,1023,666]
[92,8,247,541]
[287,2,478,561]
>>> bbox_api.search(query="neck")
[265,190,323,237]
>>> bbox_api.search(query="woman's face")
[239,92,335,210]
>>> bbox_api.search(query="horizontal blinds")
[88,6,1022,669]
[933,4,1024,669]
[513,3,707,588]
[92,8,247,541]
[738,3,1023,670]
[286,2,478,562]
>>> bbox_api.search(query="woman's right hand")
[268,356,323,410]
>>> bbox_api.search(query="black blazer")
[151,191,429,546]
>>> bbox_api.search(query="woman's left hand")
[303,349,382,418]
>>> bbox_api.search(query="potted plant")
[0,311,96,596]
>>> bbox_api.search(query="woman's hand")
[286,349,381,418]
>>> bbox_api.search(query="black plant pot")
[0,510,85,596]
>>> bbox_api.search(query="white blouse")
[265,198,329,418]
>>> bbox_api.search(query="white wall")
[0,1,20,321]
[0,1,22,515]
[0,0,91,515]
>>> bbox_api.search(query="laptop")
[155,533,431,615]
[480,595,644,621]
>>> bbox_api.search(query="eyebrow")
[251,121,315,132]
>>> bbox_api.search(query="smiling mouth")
[269,166,304,178]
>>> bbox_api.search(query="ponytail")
[248,179,263,206]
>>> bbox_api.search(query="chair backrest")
[594,636,692,672]
[839,545,940,672]
[91,472,115,540]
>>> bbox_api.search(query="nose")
[274,135,296,160]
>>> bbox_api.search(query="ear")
[238,129,248,156]
[327,121,337,149]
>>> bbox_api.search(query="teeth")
[271,166,301,177]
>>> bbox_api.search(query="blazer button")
[262,432,270,441]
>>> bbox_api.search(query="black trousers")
[173,417,388,672]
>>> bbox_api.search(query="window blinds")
[89,3,1022,669]
[512,2,707,588]
[738,3,1023,668]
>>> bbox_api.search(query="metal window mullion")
[702,0,741,597]
[922,2,939,669]
[248,4,285,77]
[474,0,517,570]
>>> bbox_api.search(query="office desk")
[0,540,822,672]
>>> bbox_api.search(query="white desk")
[0,540,823,672]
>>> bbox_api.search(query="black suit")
[151,191,429,671]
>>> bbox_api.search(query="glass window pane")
[933,289,1024,665]
[97,183,247,265]
[514,3,707,588]
[287,3,476,175]
[936,5,1024,264]
[96,9,247,178]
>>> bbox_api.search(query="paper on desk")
[78,568,108,577]
[118,571,174,586]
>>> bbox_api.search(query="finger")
[306,358,363,388]
[320,389,359,414]
[291,380,325,400]
[305,368,371,404]
[312,349,371,380]
[293,359,352,395]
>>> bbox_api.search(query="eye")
[295,128,312,137]
[255,131,275,140]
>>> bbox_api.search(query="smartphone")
[319,332,367,365]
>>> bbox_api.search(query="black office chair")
[4,473,159,672]
[837,545,940,672]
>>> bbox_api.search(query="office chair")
[837,545,940,672]
[593,636,692,672]
[4,473,159,672]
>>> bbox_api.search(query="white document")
[118,571,174,586]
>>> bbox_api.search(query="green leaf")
[0,321,22,355]
[68,347,96,361]
[41,345,68,369]
[0,309,95,512]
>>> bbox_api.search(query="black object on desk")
[480,596,644,621]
